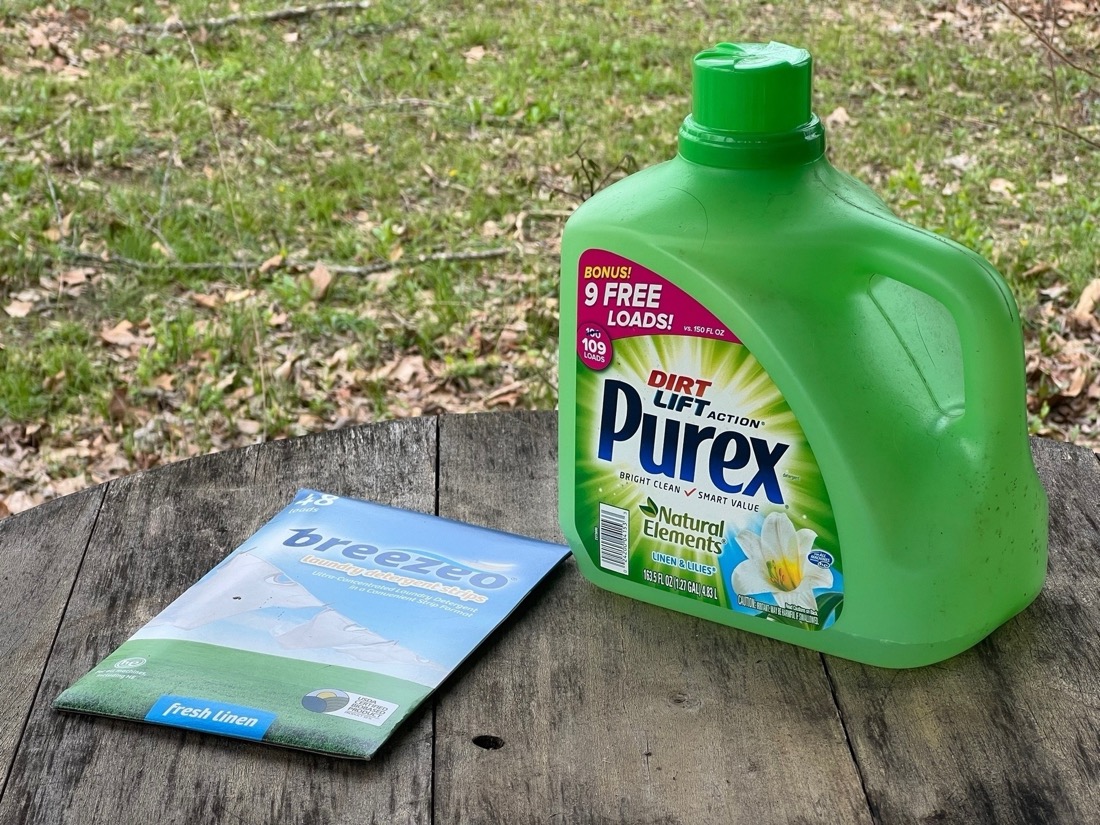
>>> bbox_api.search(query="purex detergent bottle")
[557,41,1048,668]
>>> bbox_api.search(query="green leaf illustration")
[815,592,844,625]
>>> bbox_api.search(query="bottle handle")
[864,234,1027,442]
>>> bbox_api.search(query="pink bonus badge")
[577,322,612,371]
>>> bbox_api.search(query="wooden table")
[1,410,1098,824]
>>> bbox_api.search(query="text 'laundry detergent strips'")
[558,42,1048,668]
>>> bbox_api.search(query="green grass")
[0,1,1097,488]
[58,637,428,757]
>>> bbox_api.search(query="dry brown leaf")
[273,354,297,381]
[225,288,255,303]
[107,387,129,422]
[326,347,351,366]
[370,269,399,294]
[989,177,1015,194]
[59,267,93,286]
[1072,279,1100,326]
[1066,367,1089,397]
[90,450,132,477]
[1022,263,1053,280]
[214,371,237,392]
[944,153,974,171]
[390,354,427,384]
[5,300,33,318]
[49,476,87,498]
[27,27,55,50]
[236,419,263,435]
[1040,283,1070,300]
[258,253,284,273]
[58,65,90,80]
[498,326,522,351]
[825,106,851,127]
[42,370,65,392]
[308,263,333,299]
[99,320,136,345]
[483,381,525,407]
[190,291,221,309]
[463,45,486,63]
[3,490,40,515]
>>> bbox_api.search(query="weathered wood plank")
[434,411,874,825]
[7,412,1095,825]
[0,420,438,825]
[0,487,104,799]
[825,438,1100,825]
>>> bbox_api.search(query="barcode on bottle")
[598,503,630,575]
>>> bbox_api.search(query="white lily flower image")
[733,512,833,614]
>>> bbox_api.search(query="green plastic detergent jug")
[557,41,1048,668]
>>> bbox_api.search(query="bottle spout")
[679,41,825,169]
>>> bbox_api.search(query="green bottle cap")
[678,41,826,169]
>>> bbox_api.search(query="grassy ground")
[0,0,1098,514]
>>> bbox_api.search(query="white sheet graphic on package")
[153,551,326,629]
[274,607,438,667]
[275,607,389,648]
[340,640,438,666]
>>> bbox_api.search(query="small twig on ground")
[0,111,72,150]
[1037,120,1100,151]
[42,166,69,304]
[347,95,515,126]
[515,209,573,243]
[42,167,64,228]
[182,29,241,245]
[930,108,1000,130]
[999,1,1100,80]
[316,247,514,274]
[126,1,374,35]
[361,97,459,110]
[421,162,473,195]
[59,246,514,276]
[1041,0,1063,118]
[142,158,177,257]
[249,309,270,439]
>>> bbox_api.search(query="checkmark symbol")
[685,488,697,496]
